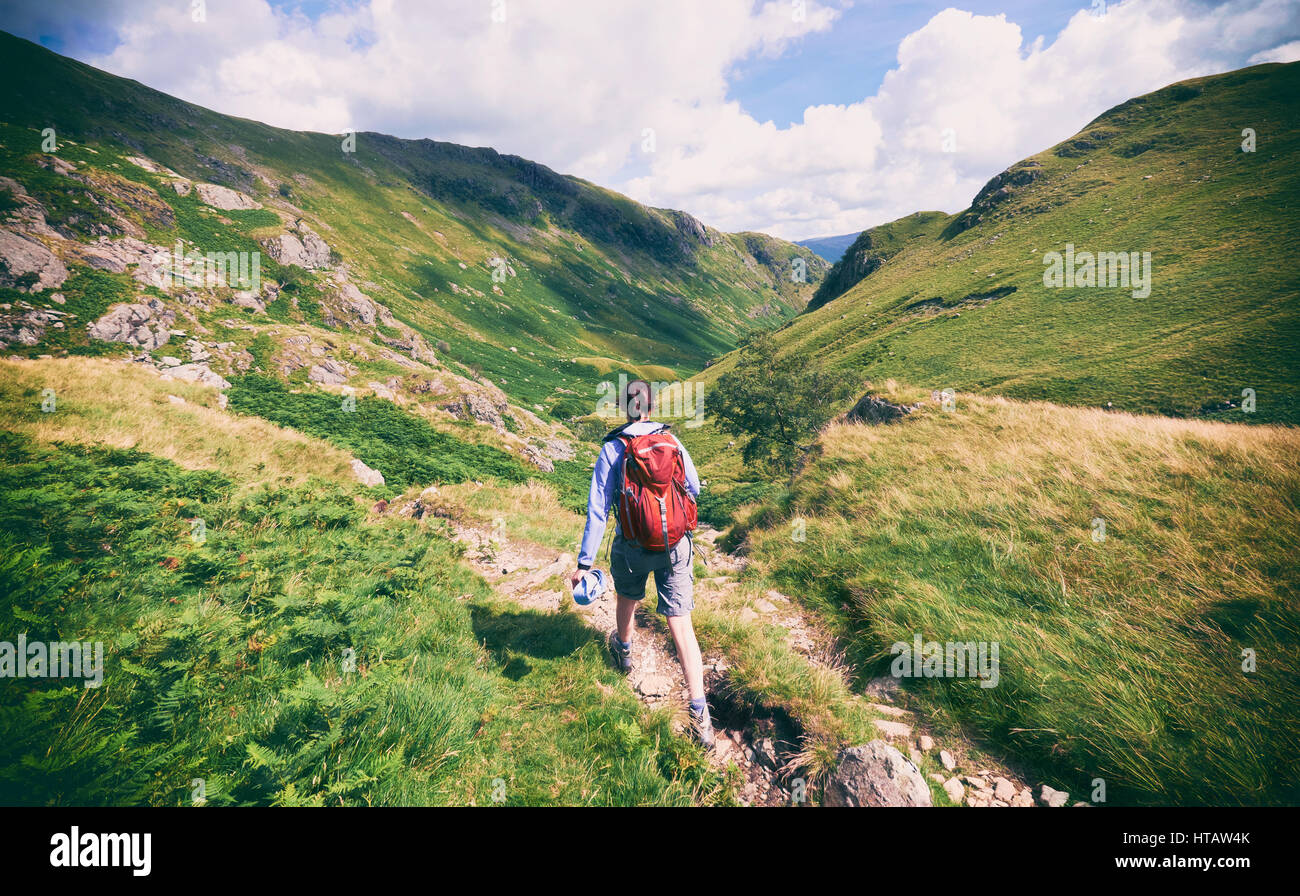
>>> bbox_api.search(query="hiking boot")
[608,630,633,674]
[690,704,715,750]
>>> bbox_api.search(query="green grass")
[0,268,134,359]
[0,30,827,418]
[727,63,1300,425]
[0,432,724,805]
[226,373,588,511]
[738,395,1300,805]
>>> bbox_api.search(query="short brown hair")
[625,379,653,419]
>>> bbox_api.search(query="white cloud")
[1249,39,1300,63]
[82,0,1299,239]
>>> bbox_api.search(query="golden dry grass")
[0,357,355,489]
[749,391,1300,804]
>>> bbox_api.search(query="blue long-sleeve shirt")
[577,420,700,568]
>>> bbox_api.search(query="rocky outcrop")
[350,459,385,487]
[195,183,261,211]
[667,209,715,248]
[0,229,69,291]
[264,219,331,269]
[946,160,1043,235]
[87,299,175,350]
[444,391,508,432]
[336,277,376,324]
[0,305,70,347]
[822,741,932,807]
[161,363,231,389]
[846,394,915,425]
[308,359,350,385]
[72,236,173,287]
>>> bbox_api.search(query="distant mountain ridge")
[796,232,860,263]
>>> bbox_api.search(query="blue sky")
[727,0,1089,128]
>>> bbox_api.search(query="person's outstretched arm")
[575,441,619,575]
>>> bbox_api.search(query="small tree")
[710,330,857,473]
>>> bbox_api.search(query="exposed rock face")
[948,160,1043,234]
[0,306,70,347]
[195,183,261,211]
[538,436,575,462]
[336,278,376,324]
[87,299,176,350]
[667,209,715,248]
[350,459,385,487]
[125,156,180,177]
[445,392,507,431]
[368,380,396,400]
[524,445,554,472]
[823,741,932,807]
[264,219,331,269]
[72,236,173,287]
[847,394,915,425]
[308,359,349,385]
[0,229,69,291]
[0,176,61,239]
[162,363,231,389]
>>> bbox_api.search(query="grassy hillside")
[742,63,1300,424]
[806,212,950,312]
[734,392,1300,805]
[0,356,730,806]
[0,30,826,417]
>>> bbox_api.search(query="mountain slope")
[747,63,1300,424]
[0,31,826,417]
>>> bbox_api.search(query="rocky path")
[435,509,1065,808]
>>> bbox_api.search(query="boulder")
[73,236,172,286]
[445,392,507,431]
[993,776,1017,801]
[336,278,377,325]
[195,183,261,211]
[264,219,331,269]
[87,299,175,350]
[1038,784,1069,808]
[308,359,349,385]
[230,290,266,313]
[943,777,965,804]
[823,740,932,807]
[847,394,914,425]
[350,459,384,488]
[163,363,230,389]
[368,380,396,400]
[0,229,69,291]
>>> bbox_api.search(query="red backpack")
[614,427,697,551]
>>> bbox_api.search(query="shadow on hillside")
[470,603,602,679]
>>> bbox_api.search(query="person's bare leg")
[665,613,705,702]
[615,594,638,644]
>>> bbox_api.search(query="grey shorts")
[610,534,695,617]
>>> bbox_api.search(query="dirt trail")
[441,515,1042,808]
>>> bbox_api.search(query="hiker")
[570,378,713,747]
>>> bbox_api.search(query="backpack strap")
[602,421,670,442]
